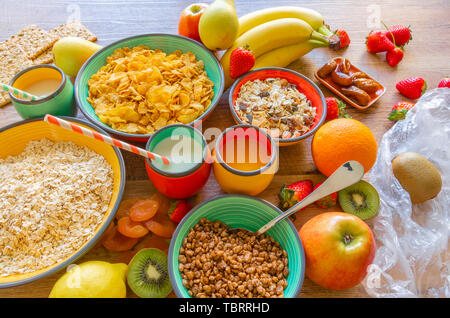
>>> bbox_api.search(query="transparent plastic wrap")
[362,88,449,298]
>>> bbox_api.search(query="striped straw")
[44,114,170,165]
[1,83,39,101]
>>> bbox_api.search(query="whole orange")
[311,118,377,176]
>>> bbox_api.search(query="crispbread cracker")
[32,48,54,65]
[0,92,10,107]
[9,25,58,59]
[49,21,97,42]
[0,40,33,76]
[0,40,34,107]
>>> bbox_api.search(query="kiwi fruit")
[392,152,442,204]
[127,248,172,298]
[338,180,380,220]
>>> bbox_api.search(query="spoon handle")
[256,161,365,235]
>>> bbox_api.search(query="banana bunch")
[221,6,339,88]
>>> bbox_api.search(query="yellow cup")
[213,125,278,196]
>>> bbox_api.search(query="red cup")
[145,124,211,199]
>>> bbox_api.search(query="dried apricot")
[150,192,171,214]
[129,199,159,222]
[117,234,170,264]
[144,212,176,238]
[115,197,147,220]
[117,216,149,238]
[102,225,140,252]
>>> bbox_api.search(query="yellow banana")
[253,40,328,69]
[221,18,328,87]
[238,6,333,37]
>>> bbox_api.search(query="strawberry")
[438,77,450,88]
[386,47,404,67]
[396,77,427,99]
[278,180,313,211]
[168,200,192,223]
[325,97,351,120]
[366,31,395,53]
[229,46,255,79]
[335,29,350,49]
[313,182,337,208]
[387,101,415,121]
[384,25,412,47]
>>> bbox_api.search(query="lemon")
[49,261,128,298]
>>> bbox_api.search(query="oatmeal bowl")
[0,117,125,288]
[229,67,327,146]
[168,195,305,298]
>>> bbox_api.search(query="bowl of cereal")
[0,117,125,287]
[229,67,326,146]
[168,195,305,298]
[75,34,225,142]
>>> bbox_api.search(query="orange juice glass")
[213,125,278,196]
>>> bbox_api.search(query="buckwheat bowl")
[0,117,125,288]
[168,195,305,298]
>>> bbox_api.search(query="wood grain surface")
[0,0,448,298]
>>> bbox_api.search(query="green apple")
[299,212,376,290]
[53,37,102,77]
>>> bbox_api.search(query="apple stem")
[343,233,353,245]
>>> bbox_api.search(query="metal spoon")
[229,160,365,236]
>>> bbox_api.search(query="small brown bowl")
[314,57,386,110]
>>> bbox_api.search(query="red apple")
[299,212,376,290]
[178,3,209,43]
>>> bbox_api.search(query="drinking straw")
[44,114,170,165]
[1,83,39,101]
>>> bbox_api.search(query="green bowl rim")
[0,116,126,288]
[228,67,327,144]
[74,33,225,139]
[168,194,305,298]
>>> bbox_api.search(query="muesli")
[234,78,316,139]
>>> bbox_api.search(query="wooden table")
[0,0,448,298]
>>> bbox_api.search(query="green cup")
[9,64,75,119]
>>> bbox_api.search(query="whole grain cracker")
[32,47,54,65]
[0,40,34,107]
[9,25,58,59]
[49,21,97,42]
[0,40,33,76]
[0,92,10,107]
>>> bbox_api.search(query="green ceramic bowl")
[10,64,75,119]
[168,195,305,298]
[75,33,225,142]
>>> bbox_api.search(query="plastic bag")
[362,88,449,298]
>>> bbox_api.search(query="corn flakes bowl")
[75,34,225,141]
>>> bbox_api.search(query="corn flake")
[87,46,214,134]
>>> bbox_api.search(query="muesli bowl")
[168,195,305,298]
[229,67,327,147]
[0,117,125,288]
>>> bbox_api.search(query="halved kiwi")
[338,180,380,220]
[127,248,172,298]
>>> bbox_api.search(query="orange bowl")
[228,67,327,146]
